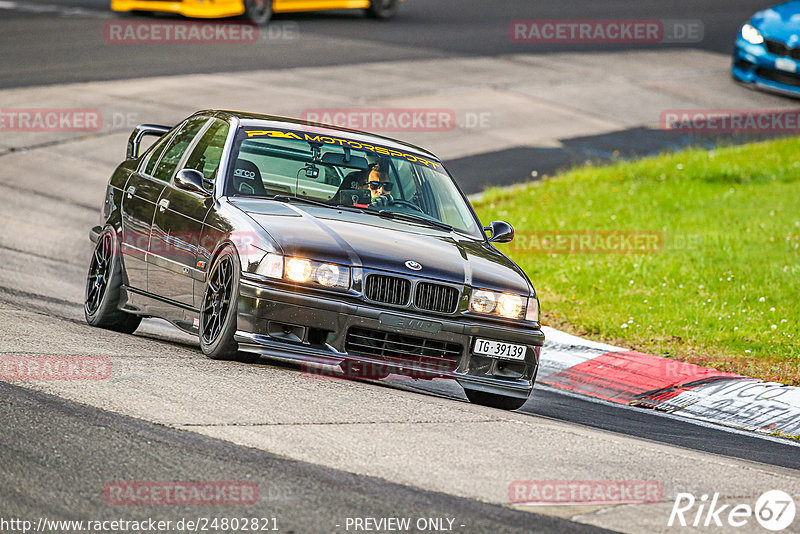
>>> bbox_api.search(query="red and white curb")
[539,327,800,436]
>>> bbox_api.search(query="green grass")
[770,430,800,442]
[473,138,800,385]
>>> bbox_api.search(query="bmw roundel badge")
[405,260,422,271]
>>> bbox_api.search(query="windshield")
[227,127,484,238]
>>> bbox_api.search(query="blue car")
[732,1,800,98]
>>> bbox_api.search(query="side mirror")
[175,169,210,196]
[485,220,514,243]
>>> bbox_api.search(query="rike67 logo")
[669,490,796,531]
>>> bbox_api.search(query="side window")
[142,131,174,176]
[184,119,230,187]
[152,117,209,182]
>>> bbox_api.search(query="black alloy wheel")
[85,229,142,333]
[200,246,258,363]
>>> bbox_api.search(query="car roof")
[203,110,442,162]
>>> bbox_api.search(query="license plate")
[775,57,797,73]
[473,338,527,361]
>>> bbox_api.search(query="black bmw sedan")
[85,110,544,410]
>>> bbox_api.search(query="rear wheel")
[243,0,272,25]
[464,389,528,411]
[365,0,398,19]
[199,246,258,363]
[84,229,142,334]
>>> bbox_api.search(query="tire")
[199,245,258,363]
[84,228,142,334]
[464,389,529,411]
[243,0,272,25]
[365,0,398,19]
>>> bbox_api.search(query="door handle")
[158,198,170,212]
[126,185,136,199]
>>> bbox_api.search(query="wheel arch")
[206,237,243,280]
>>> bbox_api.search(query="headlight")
[315,263,342,287]
[469,289,496,314]
[286,257,313,282]
[256,253,349,290]
[741,23,764,45]
[469,289,527,320]
[497,293,524,318]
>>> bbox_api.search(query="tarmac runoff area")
[1,50,800,533]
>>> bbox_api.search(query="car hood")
[751,1,800,42]
[232,199,532,295]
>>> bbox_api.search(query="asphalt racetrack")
[0,137,798,531]
[1,1,799,533]
[0,0,775,88]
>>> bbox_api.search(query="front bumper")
[732,37,800,98]
[235,279,545,399]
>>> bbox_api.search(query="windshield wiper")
[375,210,454,232]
